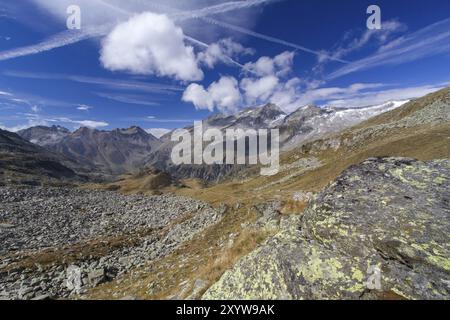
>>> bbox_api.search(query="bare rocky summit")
[18,125,70,147]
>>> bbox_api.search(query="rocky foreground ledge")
[0,188,224,300]
[203,158,450,300]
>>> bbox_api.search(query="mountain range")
[18,125,161,176]
[0,129,84,185]
[146,100,409,181]
[0,98,427,184]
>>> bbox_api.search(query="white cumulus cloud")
[183,76,241,113]
[100,12,203,81]
[244,51,295,77]
[241,75,279,104]
[183,51,298,112]
[198,38,254,68]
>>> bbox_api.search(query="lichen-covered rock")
[203,158,450,300]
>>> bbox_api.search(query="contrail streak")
[327,18,450,80]
[145,0,349,63]
[0,26,109,61]
[183,35,248,70]
[169,0,278,21]
[0,0,269,62]
[198,16,349,63]
[0,0,346,66]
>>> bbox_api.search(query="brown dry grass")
[280,200,308,215]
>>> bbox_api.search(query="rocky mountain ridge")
[18,126,162,176]
[0,129,86,185]
[145,100,406,181]
[18,125,70,147]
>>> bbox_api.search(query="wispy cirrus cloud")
[56,118,109,129]
[76,104,93,111]
[327,18,450,80]
[146,0,347,63]
[95,92,160,106]
[166,0,278,21]
[198,15,349,64]
[324,83,449,108]
[0,0,348,68]
[0,88,71,111]
[0,0,275,63]
[314,20,407,74]
[142,117,199,123]
[0,26,111,62]
[3,70,183,94]
[0,118,49,132]
[293,82,449,109]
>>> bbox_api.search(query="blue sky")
[0,0,449,136]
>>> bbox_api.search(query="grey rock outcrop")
[203,158,450,300]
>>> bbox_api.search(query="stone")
[88,268,106,287]
[186,279,209,300]
[292,191,313,203]
[31,294,52,300]
[0,223,15,229]
[119,296,138,300]
[18,286,35,300]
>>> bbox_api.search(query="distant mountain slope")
[146,100,407,181]
[280,100,409,150]
[18,125,70,147]
[264,87,450,196]
[47,126,162,175]
[205,103,287,130]
[168,86,449,209]
[0,129,84,185]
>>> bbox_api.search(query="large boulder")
[203,158,450,300]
